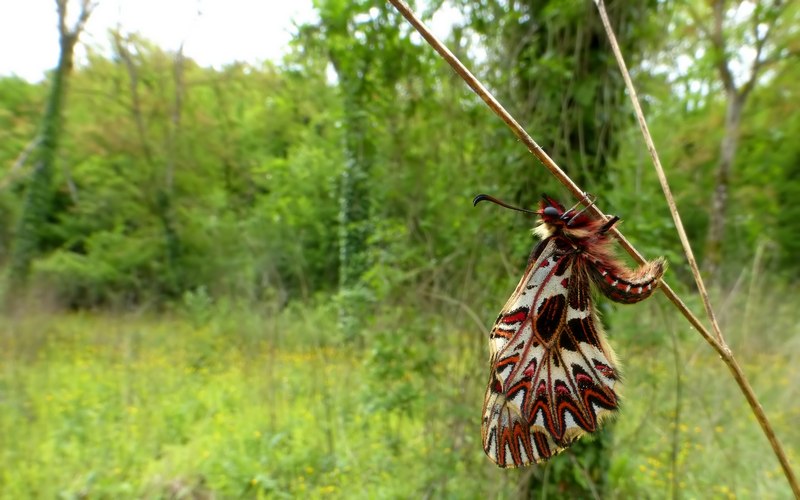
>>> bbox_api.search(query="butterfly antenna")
[473,194,538,215]
[565,193,598,226]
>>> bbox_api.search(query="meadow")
[2,283,798,499]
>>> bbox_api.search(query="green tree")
[683,0,799,281]
[0,77,46,262]
[8,0,95,286]
[7,32,343,306]
[304,0,423,336]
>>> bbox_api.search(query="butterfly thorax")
[530,221,611,266]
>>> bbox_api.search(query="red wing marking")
[501,310,527,325]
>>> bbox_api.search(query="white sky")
[0,0,317,82]
[0,1,462,83]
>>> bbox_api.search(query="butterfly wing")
[481,238,620,467]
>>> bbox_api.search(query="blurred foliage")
[1,1,794,308]
[1,290,798,498]
[1,0,800,497]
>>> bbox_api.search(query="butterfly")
[474,193,666,467]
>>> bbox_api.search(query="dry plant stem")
[388,0,800,496]
[594,1,799,496]
[593,0,725,348]
[386,0,711,342]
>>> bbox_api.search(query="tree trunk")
[112,32,186,299]
[9,26,81,284]
[704,91,744,282]
[316,3,380,339]
[333,70,375,339]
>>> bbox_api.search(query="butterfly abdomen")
[589,257,666,304]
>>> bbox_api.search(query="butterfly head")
[534,193,614,240]
[473,192,618,240]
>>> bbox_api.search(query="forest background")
[1,0,799,498]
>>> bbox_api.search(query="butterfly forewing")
[482,240,620,467]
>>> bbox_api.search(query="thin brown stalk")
[595,1,725,348]
[387,0,799,497]
[385,0,713,346]
[594,1,798,496]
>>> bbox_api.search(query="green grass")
[0,305,509,498]
[1,286,798,498]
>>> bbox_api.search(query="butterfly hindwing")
[482,241,622,468]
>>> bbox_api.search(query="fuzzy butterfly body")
[478,194,665,467]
